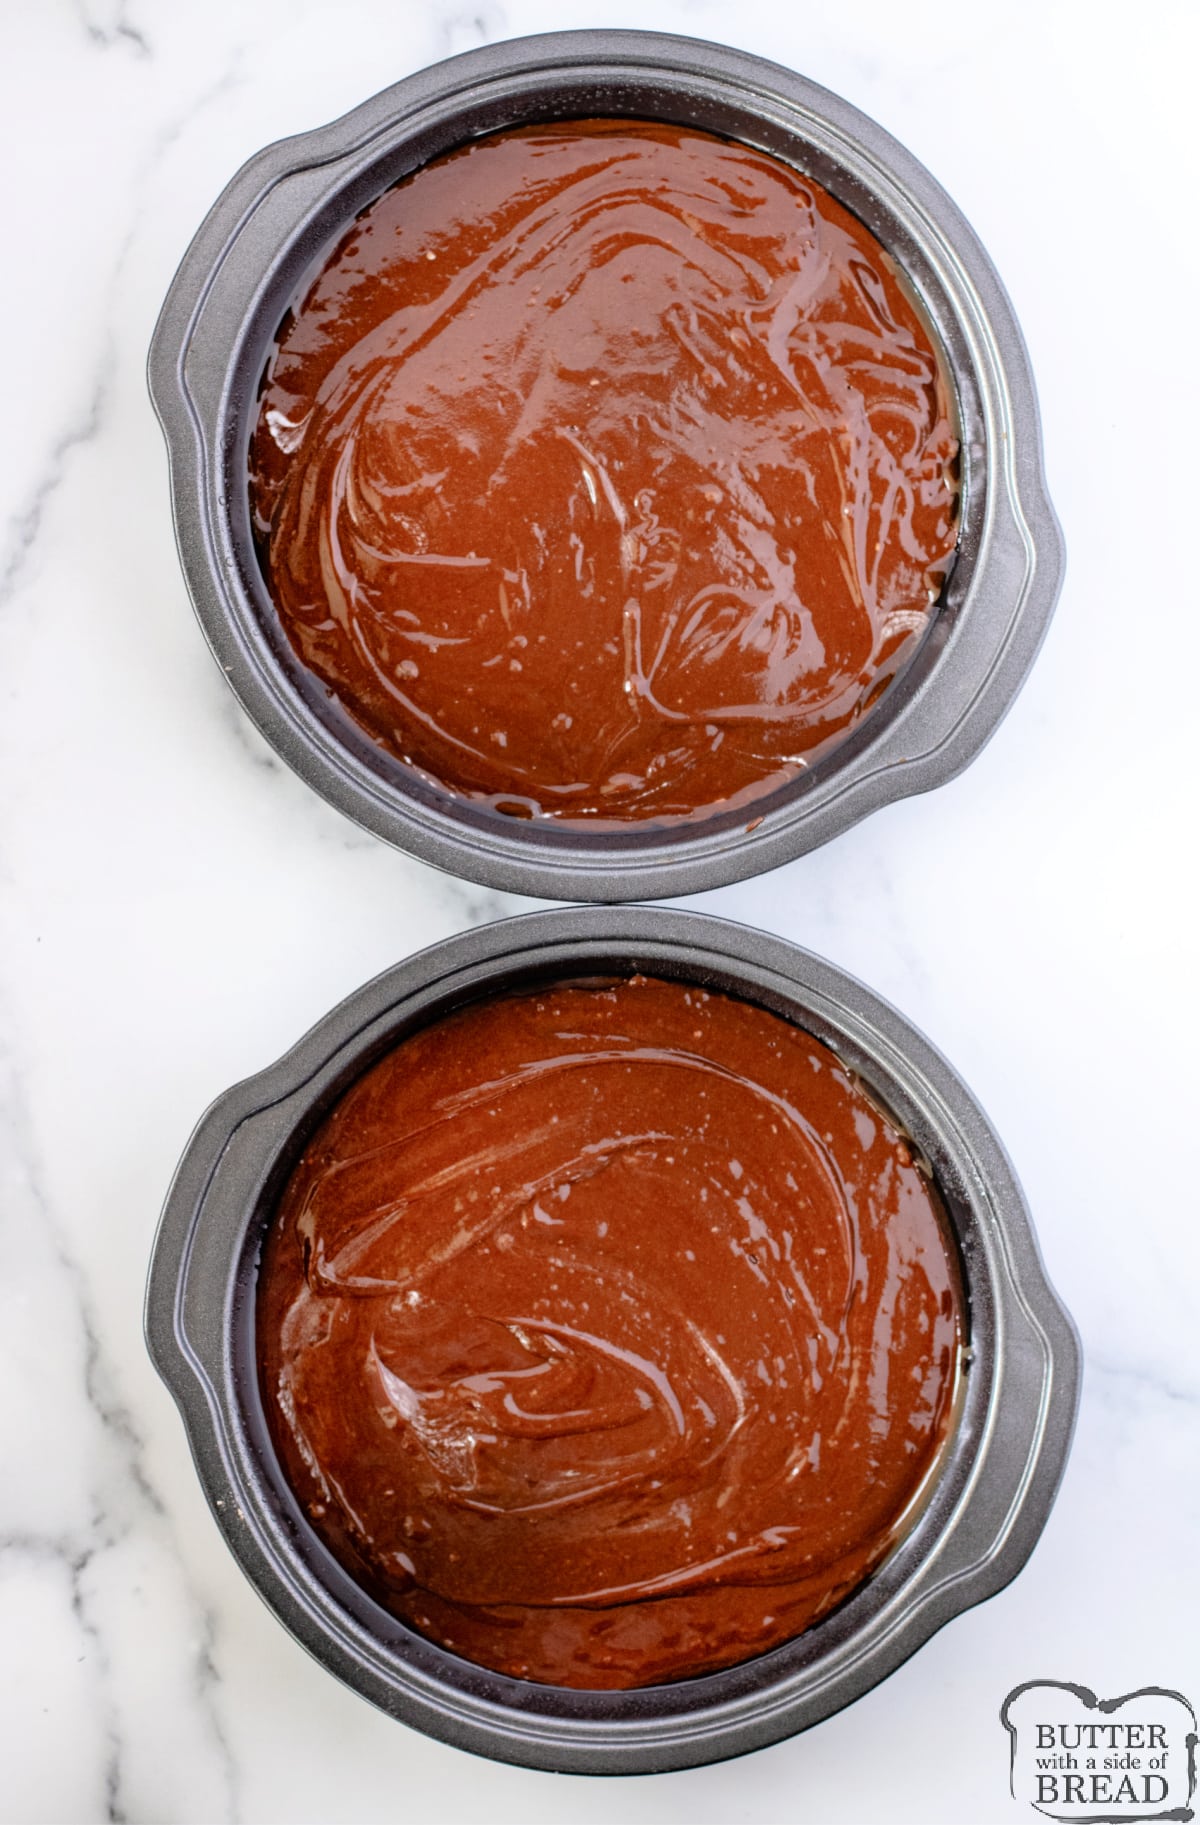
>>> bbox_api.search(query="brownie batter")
[258,976,963,1689]
[249,121,959,824]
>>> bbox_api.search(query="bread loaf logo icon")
[1001,1683,1197,1821]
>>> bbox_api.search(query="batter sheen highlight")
[249,121,959,824]
[258,976,963,1689]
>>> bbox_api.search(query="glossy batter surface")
[258,976,963,1688]
[250,121,960,824]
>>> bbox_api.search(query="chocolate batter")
[258,976,963,1689]
[249,121,959,825]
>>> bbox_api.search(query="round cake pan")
[149,30,1062,903]
[145,906,1079,1772]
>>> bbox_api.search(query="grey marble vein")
[0,1536,124,1820]
[435,2,506,58]
[0,354,113,611]
[74,0,151,58]
[2,51,241,621]
[0,1039,240,1823]
[1088,1355,1200,1410]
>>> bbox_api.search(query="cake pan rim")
[148,29,1063,901]
[145,905,1080,1771]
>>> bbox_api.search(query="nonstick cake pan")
[145,906,1080,1772]
[148,30,1063,902]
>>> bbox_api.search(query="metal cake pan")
[145,905,1079,1772]
[148,30,1063,902]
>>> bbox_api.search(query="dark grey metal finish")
[145,906,1079,1773]
[148,31,1062,902]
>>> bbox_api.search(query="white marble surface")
[1,2,1197,1819]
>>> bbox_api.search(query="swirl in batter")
[249,121,960,824]
[258,976,963,1688]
